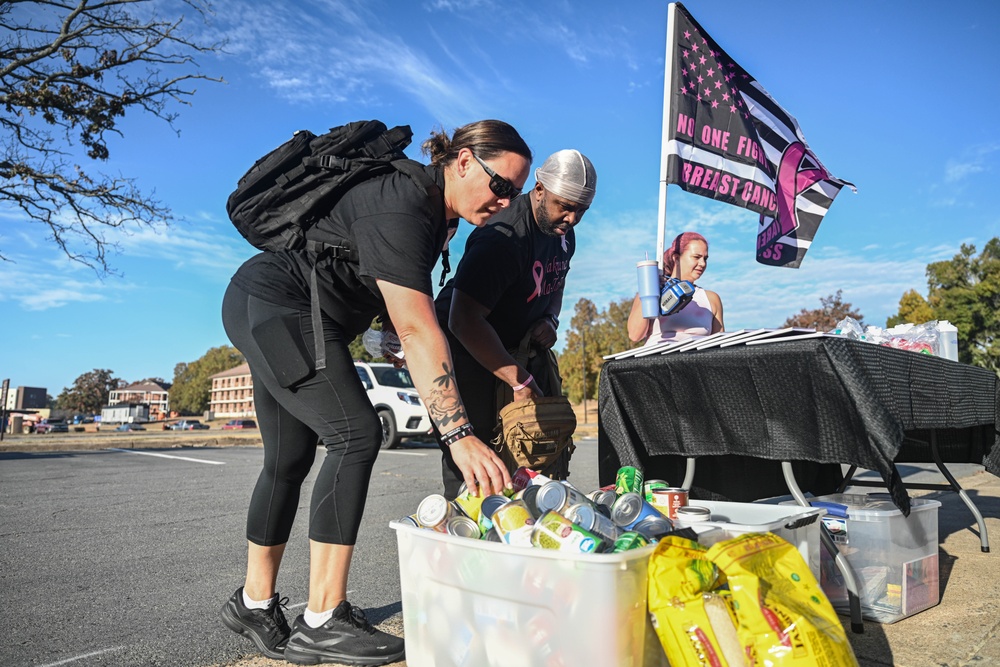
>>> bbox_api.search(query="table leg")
[928,431,990,553]
[837,465,858,493]
[681,457,696,491]
[782,461,864,634]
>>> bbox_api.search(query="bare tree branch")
[0,0,224,272]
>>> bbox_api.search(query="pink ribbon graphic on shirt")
[527,261,544,303]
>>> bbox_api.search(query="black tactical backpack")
[225,120,445,370]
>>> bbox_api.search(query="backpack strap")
[307,159,444,371]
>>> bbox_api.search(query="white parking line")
[105,448,225,465]
[39,646,124,667]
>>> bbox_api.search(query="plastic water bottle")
[937,321,958,362]
[362,328,404,360]
[636,259,661,319]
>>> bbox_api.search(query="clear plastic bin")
[783,493,941,623]
[687,500,826,578]
[391,521,662,666]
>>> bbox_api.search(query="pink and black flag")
[663,2,855,268]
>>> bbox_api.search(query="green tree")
[887,289,934,328]
[560,299,600,405]
[0,0,223,271]
[925,239,1000,369]
[782,290,863,331]
[56,368,123,414]
[170,345,244,415]
[559,297,640,406]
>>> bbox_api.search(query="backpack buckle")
[310,155,349,170]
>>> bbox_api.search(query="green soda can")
[643,479,669,503]
[611,531,651,553]
[615,466,644,497]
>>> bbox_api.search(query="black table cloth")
[598,337,999,514]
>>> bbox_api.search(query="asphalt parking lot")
[0,437,601,667]
[2,437,995,667]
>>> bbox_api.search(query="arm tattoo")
[427,363,466,428]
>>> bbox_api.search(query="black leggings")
[222,282,381,546]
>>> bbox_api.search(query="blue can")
[610,492,662,530]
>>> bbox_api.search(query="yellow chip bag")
[647,536,748,666]
[707,532,859,667]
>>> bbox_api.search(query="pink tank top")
[644,287,715,346]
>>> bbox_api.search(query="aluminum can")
[632,515,674,540]
[453,490,484,523]
[674,505,712,525]
[565,503,622,543]
[477,494,510,534]
[445,515,482,539]
[397,514,421,528]
[587,488,618,511]
[481,528,502,542]
[535,480,593,515]
[615,466,644,496]
[530,511,604,553]
[492,499,536,547]
[611,491,661,530]
[643,479,670,503]
[611,531,651,553]
[521,484,543,518]
[416,493,458,532]
[650,487,689,520]
[512,467,552,492]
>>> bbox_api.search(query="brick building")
[108,381,171,421]
[209,363,256,419]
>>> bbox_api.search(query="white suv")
[354,362,432,449]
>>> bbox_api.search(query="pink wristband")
[511,373,534,392]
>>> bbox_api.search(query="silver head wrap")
[534,149,597,206]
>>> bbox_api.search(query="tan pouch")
[492,396,577,471]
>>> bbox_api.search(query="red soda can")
[512,466,552,492]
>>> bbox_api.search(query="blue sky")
[3,0,999,397]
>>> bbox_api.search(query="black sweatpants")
[222,282,382,546]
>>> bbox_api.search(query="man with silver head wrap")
[433,149,597,497]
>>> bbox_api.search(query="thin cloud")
[207,0,489,124]
[943,143,999,184]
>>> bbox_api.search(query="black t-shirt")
[231,164,448,336]
[435,195,575,348]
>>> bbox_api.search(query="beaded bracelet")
[442,423,475,447]
[511,373,534,392]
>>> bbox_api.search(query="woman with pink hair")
[627,231,724,345]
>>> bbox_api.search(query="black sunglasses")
[472,152,522,200]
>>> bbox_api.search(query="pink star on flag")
[722,91,730,101]
[699,55,706,65]
[684,30,691,39]
[683,50,689,59]
[703,87,712,97]
[689,63,697,72]
[697,75,704,84]
[691,42,699,52]
[706,67,715,77]
[730,104,737,113]
[711,100,719,109]
[714,80,722,89]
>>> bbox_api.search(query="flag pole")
[656,3,679,271]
